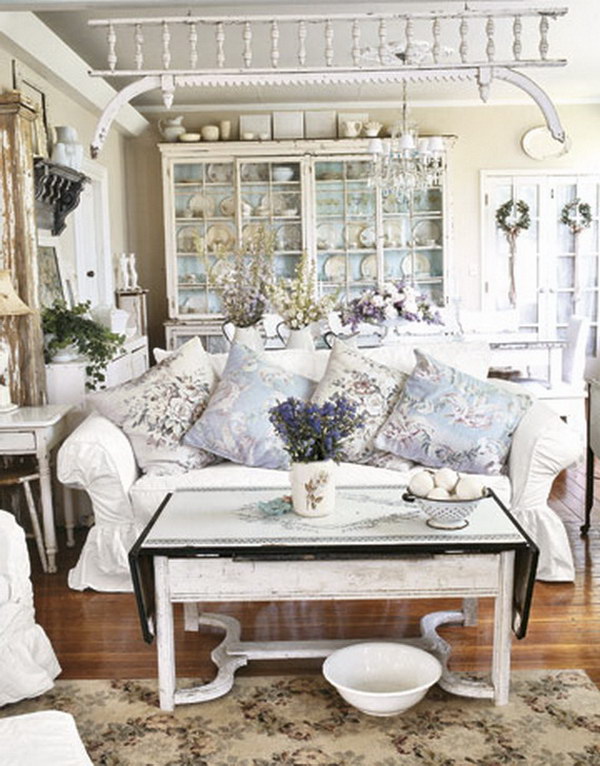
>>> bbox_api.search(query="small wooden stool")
[0,470,48,572]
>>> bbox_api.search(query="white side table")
[0,404,73,573]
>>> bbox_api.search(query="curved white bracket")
[90,65,566,155]
[91,74,161,157]
[492,67,566,142]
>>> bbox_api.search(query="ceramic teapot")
[341,120,363,138]
[158,116,186,142]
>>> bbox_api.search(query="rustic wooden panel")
[0,90,46,406]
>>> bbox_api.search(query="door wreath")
[560,198,591,234]
[495,199,531,307]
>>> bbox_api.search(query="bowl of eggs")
[403,468,489,530]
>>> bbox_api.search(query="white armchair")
[0,511,61,707]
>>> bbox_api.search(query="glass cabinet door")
[172,160,235,317]
[314,158,377,298]
[382,186,445,305]
[238,159,304,279]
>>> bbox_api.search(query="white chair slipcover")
[0,511,61,707]
[0,711,92,765]
[57,413,140,592]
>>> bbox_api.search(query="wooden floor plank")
[29,465,600,688]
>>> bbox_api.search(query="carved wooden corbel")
[33,158,89,236]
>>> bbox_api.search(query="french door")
[482,171,600,354]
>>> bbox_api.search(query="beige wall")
[127,102,600,347]
[0,44,130,303]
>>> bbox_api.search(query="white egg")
[455,477,485,500]
[408,471,435,497]
[433,467,459,492]
[427,487,450,499]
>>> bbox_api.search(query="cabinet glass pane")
[314,159,378,294]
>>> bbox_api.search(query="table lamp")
[0,270,33,413]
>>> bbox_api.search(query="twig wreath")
[495,199,531,308]
[560,198,592,234]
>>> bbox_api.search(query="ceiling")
[3,1,600,111]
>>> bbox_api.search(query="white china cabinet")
[160,140,450,350]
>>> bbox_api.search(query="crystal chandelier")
[368,83,446,196]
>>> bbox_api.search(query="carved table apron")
[129,487,538,711]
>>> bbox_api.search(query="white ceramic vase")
[284,325,315,351]
[290,460,336,517]
[223,321,264,352]
[52,126,84,171]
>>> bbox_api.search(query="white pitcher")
[158,116,185,142]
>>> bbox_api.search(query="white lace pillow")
[311,340,407,463]
[88,337,218,474]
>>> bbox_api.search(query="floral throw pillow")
[374,349,532,475]
[184,342,315,469]
[88,337,218,474]
[311,340,407,463]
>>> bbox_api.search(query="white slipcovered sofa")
[57,339,582,591]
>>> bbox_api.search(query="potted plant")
[41,300,125,390]
[269,395,364,517]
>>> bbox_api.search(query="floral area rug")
[1,671,600,765]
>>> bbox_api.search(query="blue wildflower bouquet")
[269,396,364,463]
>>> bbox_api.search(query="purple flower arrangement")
[269,396,364,463]
[340,280,443,332]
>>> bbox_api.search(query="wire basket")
[402,488,490,530]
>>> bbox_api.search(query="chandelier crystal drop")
[368,83,446,196]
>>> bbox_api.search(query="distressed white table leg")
[183,602,200,631]
[492,550,515,705]
[155,556,176,711]
[62,486,75,548]
[38,451,58,573]
[462,597,478,626]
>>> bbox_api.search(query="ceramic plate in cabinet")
[207,163,233,184]
[323,254,347,282]
[206,223,235,251]
[413,219,441,247]
[316,223,341,250]
[360,253,378,279]
[276,224,302,251]
[187,193,216,218]
[345,161,370,180]
[344,222,364,250]
[176,225,201,253]
[219,196,236,217]
[401,253,430,278]
[358,226,376,248]
[241,164,269,182]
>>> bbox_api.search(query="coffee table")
[130,486,537,711]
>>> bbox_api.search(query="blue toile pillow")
[374,349,532,475]
[184,342,315,469]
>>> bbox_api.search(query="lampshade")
[0,271,32,317]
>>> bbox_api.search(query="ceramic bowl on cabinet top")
[322,642,442,716]
[178,133,201,142]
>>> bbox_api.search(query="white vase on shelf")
[290,460,336,517]
[51,126,84,171]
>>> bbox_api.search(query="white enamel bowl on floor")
[322,642,442,716]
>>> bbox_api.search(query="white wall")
[125,102,600,346]
[0,44,131,305]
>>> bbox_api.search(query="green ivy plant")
[41,301,125,390]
